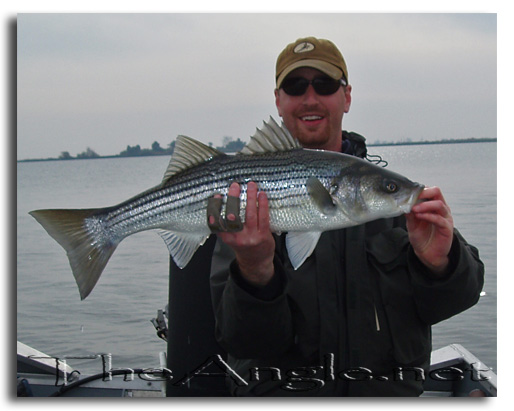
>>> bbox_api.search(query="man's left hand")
[405,186,454,276]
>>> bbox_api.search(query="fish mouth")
[413,183,425,202]
[398,183,425,213]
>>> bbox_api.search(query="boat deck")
[17,341,496,397]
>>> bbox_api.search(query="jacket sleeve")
[366,219,485,327]
[210,238,295,359]
[408,228,485,325]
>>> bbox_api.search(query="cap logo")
[293,42,315,54]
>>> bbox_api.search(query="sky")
[16,12,497,160]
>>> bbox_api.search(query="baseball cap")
[275,37,348,89]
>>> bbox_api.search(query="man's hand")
[405,187,454,276]
[213,182,276,286]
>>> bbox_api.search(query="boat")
[16,339,497,397]
[17,341,167,397]
[421,344,496,397]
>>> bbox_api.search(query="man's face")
[275,67,352,152]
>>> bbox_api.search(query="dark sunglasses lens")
[281,77,341,96]
[312,78,341,95]
[281,78,309,96]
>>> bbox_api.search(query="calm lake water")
[16,142,497,375]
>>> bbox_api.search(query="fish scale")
[29,117,424,299]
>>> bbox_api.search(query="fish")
[30,117,424,300]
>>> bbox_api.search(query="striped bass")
[30,117,424,299]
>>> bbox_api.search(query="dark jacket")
[210,133,484,396]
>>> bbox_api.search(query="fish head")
[331,159,425,222]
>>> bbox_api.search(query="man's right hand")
[214,181,276,286]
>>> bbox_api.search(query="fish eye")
[384,180,399,193]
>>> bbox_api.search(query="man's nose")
[302,84,320,104]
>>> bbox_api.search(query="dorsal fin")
[162,136,226,183]
[239,116,302,155]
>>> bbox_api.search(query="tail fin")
[29,209,117,300]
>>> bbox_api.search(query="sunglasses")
[281,76,347,96]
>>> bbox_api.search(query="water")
[17,156,173,374]
[17,143,497,375]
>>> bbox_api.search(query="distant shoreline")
[369,137,496,147]
[17,137,497,163]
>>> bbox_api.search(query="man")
[209,37,484,396]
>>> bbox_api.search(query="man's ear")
[274,89,283,117]
[343,84,352,113]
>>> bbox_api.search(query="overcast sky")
[17,13,497,160]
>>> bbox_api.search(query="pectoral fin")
[306,177,337,216]
[286,231,322,270]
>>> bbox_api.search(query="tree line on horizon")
[56,136,247,161]
[22,135,496,162]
